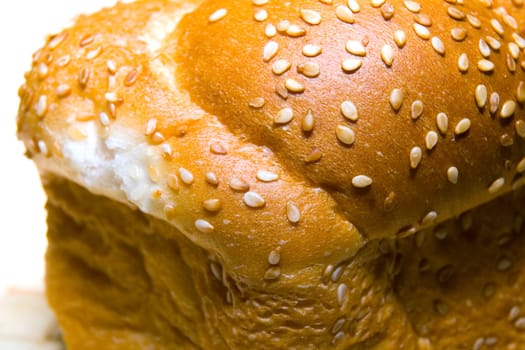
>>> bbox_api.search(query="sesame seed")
[454,118,471,135]
[478,59,495,72]
[319,0,333,3]
[332,331,345,345]
[210,262,221,280]
[79,34,94,47]
[479,39,491,58]
[346,40,367,56]
[99,112,110,126]
[263,41,279,62]
[272,59,291,75]
[415,14,432,26]
[436,263,454,283]
[37,140,49,156]
[300,9,322,25]
[274,107,294,124]
[285,78,305,93]
[107,60,117,74]
[341,101,358,121]
[286,202,301,223]
[35,95,47,118]
[85,46,102,60]
[286,24,306,37]
[503,14,518,29]
[297,62,320,77]
[124,68,138,86]
[336,125,356,145]
[37,63,48,79]
[151,136,167,150]
[265,24,277,37]
[243,191,266,208]
[381,3,395,20]
[394,30,407,48]
[276,84,289,99]
[381,45,395,66]
[332,318,346,334]
[516,120,525,138]
[347,0,361,12]
[142,119,157,138]
[195,219,214,233]
[517,157,525,173]
[254,9,268,22]
[475,84,488,108]
[335,5,355,24]
[230,177,250,192]
[268,250,281,265]
[458,53,469,72]
[472,336,484,350]
[210,143,227,155]
[390,88,404,111]
[55,83,70,98]
[447,6,466,20]
[515,317,525,330]
[483,283,496,298]
[252,0,269,5]
[179,167,194,185]
[500,100,516,119]
[506,53,517,73]
[209,8,227,23]
[431,37,445,55]
[509,306,521,321]
[68,126,87,141]
[413,23,430,39]
[466,14,481,28]
[500,133,514,147]
[104,92,121,103]
[411,100,424,120]
[264,266,280,280]
[47,31,67,49]
[451,28,468,41]
[486,36,501,50]
[337,283,348,306]
[341,59,362,73]
[490,19,504,36]
[404,0,421,12]
[249,97,265,109]
[512,33,525,49]
[202,199,222,212]
[302,44,322,57]
[331,265,344,282]
[257,170,279,182]
[371,0,385,7]
[305,148,322,163]
[302,110,315,132]
[205,171,219,186]
[488,177,505,194]
[490,92,500,114]
[425,131,438,150]
[497,256,512,271]
[410,147,422,169]
[509,43,521,60]
[447,166,459,184]
[352,175,373,188]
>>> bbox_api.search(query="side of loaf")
[16,0,525,348]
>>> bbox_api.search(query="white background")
[0,0,117,295]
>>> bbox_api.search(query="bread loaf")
[16,0,525,348]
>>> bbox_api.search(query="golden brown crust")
[175,0,525,238]
[14,0,525,348]
[43,176,416,349]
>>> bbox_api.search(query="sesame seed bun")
[16,0,525,348]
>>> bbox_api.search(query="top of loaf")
[16,0,525,281]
